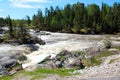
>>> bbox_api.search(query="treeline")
[0,2,120,34]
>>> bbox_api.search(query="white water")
[0,30,119,69]
[22,31,103,69]
[0,44,30,52]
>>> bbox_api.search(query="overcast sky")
[0,0,119,19]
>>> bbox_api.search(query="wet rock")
[0,65,9,75]
[0,51,26,76]
[38,50,85,69]
[34,37,45,45]
[17,35,45,45]
[13,52,27,61]
[25,44,39,51]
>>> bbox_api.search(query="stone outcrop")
[85,43,105,58]
[0,51,26,76]
[38,50,85,69]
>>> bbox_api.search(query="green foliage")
[25,15,31,26]
[83,51,115,67]
[6,15,13,37]
[0,17,5,27]
[23,68,75,77]
[32,2,119,34]
[0,68,76,80]
[0,75,13,80]
[0,2,120,34]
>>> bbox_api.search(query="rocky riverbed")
[0,30,120,79]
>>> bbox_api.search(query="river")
[0,30,119,69]
[22,31,106,68]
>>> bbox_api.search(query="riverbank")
[0,31,120,79]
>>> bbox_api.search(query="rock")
[13,52,27,61]
[55,60,63,68]
[0,51,26,75]
[1,30,45,45]
[24,65,37,71]
[34,37,45,45]
[108,48,120,54]
[2,58,16,68]
[23,35,45,45]
[86,44,105,58]
[66,57,85,69]
[9,70,17,75]
[0,65,9,75]
[38,61,56,69]
[25,44,39,51]
[38,50,85,69]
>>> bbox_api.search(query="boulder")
[0,51,26,76]
[38,61,56,69]
[38,50,85,69]
[34,37,45,45]
[13,52,27,61]
[21,35,45,45]
[86,44,105,58]
[66,57,85,69]
[25,44,39,51]
[0,65,9,75]
[1,31,45,45]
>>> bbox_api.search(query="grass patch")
[0,68,76,80]
[83,51,115,67]
[23,68,75,77]
[0,75,13,80]
[94,51,114,58]
[21,68,76,80]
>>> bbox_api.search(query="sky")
[0,0,120,19]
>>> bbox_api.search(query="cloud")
[9,0,51,8]
[9,0,67,9]
[9,0,50,3]
[11,2,43,8]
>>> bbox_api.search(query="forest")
[0,2,120,34]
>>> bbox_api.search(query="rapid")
[22,31,104,68]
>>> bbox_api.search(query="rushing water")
[22,31,104,68]
[0,30,119,69]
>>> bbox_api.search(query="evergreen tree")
[6,15,13,37]
[26,15,31,26]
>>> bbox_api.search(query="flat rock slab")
[9,70,17,75]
